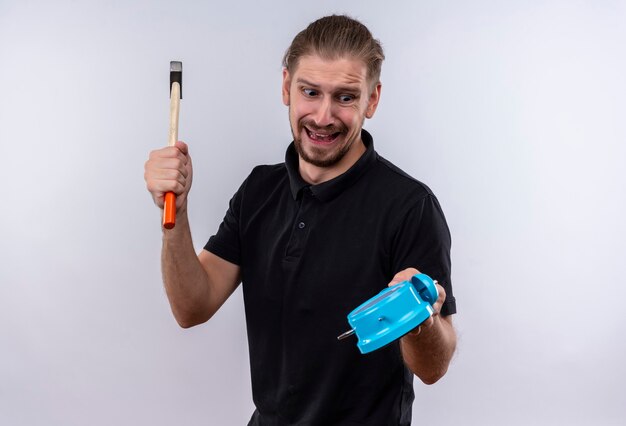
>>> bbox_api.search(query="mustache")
[299,120,346,134]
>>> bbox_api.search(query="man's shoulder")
[370,153,435,200]
[238,162,288,193]
[249,162,287,179]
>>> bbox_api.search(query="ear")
[282,68,291,106]
[365,82,382,119]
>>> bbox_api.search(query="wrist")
[161,207,190,235]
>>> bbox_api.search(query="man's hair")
[283,15,385,88]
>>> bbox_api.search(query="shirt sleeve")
[390,193,456,316]
[203,178,248,266]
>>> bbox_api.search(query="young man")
[145,15,457,426]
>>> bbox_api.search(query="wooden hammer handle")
[163,82,181,229]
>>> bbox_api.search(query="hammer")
[163,61,182,229]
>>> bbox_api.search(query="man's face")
[282,55,381,169]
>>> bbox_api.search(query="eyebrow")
[296,78,361,93]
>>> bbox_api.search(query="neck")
[298,138,366,185]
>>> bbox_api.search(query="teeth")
[308,130,334,141]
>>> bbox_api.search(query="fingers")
[388,267,420,287]
[407,325,422,337]
[145,177,187,197]
[144,142,193,208]
[148,145,189,169]
[387,270,447,314]
[431,282,447,316]
[388,268,444,338]
[406,314,437,337]
[174,140,188,154]
[435,282,446,303]
[146,157,189,181]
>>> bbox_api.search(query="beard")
[291,117,354,168]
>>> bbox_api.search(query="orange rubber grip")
[163,192,176,229]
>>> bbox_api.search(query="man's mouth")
[304,127,342,144]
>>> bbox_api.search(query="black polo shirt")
[205,130,455,426]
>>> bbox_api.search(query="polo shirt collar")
[285,129,377,202]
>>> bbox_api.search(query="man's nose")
[312,98,334,127]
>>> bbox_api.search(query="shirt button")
[298,222,306,229]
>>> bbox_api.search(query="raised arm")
[145,141,241,328]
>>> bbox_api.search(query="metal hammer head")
[170,61,182,99]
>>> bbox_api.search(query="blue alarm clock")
[337,273,439,354]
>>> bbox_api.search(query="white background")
[1,1,625,425]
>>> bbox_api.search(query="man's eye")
[339,94,354,103]
[303,88,318,97]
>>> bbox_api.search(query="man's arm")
[389,268,457,384]
[162,212,241,328]
[145,141,241,328]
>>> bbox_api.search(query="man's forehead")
[291,55,368,87]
